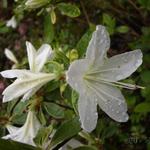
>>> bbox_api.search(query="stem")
[80,1,90,26]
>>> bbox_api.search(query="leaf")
[134,102,150,113]
[48,117,81,149]
[76,25,95,57]
[34,125,53,148]
[50,9,56,24]
[44,13,54,43]
[74,146,97,150]
[141,71,150,83]
[44,102,65,119]
[102,13,116,35]
[57,3,80,17]
[0,139,41,150]
[116,25,129,33]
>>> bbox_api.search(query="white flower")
[1,42,54,102]
[3,111,41,146]
[6,16,17,29]
[66,25,143,132]
[5,48,19,68]
[59,139,82,150]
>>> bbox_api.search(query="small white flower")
[1,42,54,102]
[3,111,41,146]
[6,16,17,29]
[5,48,19,68]
[66,25,143,132]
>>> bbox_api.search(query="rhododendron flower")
[66,25,143,132]
[1,42,55,102]
[3,111,41,146]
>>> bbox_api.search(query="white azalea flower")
[5,48,19,68]
[6,16,17,29]
[3,111,41,146]
[66,25,143,132]
[1,42,54,102]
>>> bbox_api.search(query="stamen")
[84,75,145,90]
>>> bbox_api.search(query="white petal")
[4,48,18,64]
[21,84,43,101]
[3,111,41,146]
[26,41,36,71]
[78,93,98,132]
[2,73,55,102]
[5,124,19,134]
[35,44,53,72]
[86,25,110,66]
[59,139,82,150]
[0,69,35,79]
[99,50,143,81]
[88,81,128,122]
[6,16,17,28]
[66,59,89,93]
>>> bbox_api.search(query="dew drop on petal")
[75,83,78,88]
[95,112,98,116]
[116,110,119,114]
[116,75,122,80]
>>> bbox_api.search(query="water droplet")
[116,110,119,114]
[116,75,122,80]
[100,40,103,44]
[118,101,122,106]
[135,59,142,67]
[95,112,98,116]
[75,83,78,88]
[95,98,98,103]
[101,29,105,35]
[123,57,128,63]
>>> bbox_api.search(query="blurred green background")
[0,0,150,150]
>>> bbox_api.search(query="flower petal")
[86,25,110,66]
[21,84,43,101]
[89,81,128,122]
[2,73,55,102]
[35,44,53,72]
[78,93,98,132]
[3,111,41,146]
[4,48,18,64]
[26,41,36,71]
[0,69,35,79]
[66,59,89,93]
[5,124,19,134]
[99,50,143,81]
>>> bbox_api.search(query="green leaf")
[34,125,53,148]
[44,102,65,119]
[48,117,81,149]
[74,146,97,150]
[57,3,80,17]
[102,13,116,35]
[76,25,95,57]
[116,25,129,33]
[134,102,150,113]
[0,139,41,150]
[141,71,150,83]
[44,13,54,43]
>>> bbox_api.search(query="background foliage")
[0,0,150,150]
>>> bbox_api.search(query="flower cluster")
[0,25,143,146]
